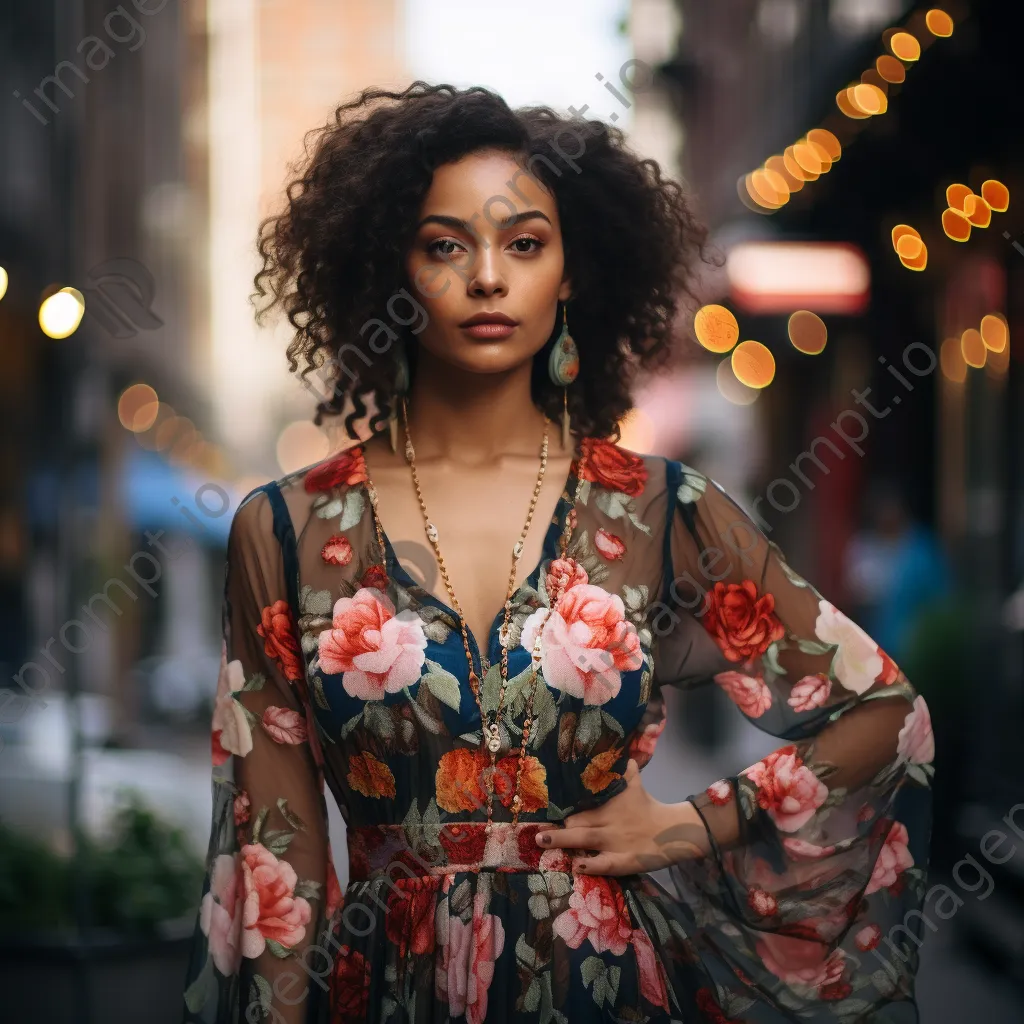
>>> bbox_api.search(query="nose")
[467,246,508,298]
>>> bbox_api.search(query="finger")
[563,808,602,830]
[536,825,603,849]
[573,852,629,876]
[624,758,640,783]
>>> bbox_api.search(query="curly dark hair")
[254,81,712,443]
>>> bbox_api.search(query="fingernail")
[537,832,550,846]
[576,862,587,873]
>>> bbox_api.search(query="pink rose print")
[788,673,832,712]
[743,745,828,832]
[855,924,882,951]
[748,887,779,916]
[199,853,243,975]
[782,837,837,860]
[321,534,353,567]
[594,528,626,561]
[757,932,846,990]
[261,706,307,744]
[239,842,312,958]
[233,791,251,826]
[706,780,732,805]
[545,556,588,602]
[814,601,884,695]
[628,714,666,767]
[632,927,669,1010]
[521,584,642,705]
[445,894,505,1024]
[866,821,914,895]
[317,587,428,700]
[714,671,772,718]
[539,847,571,872]
[211,645,251,764]
[552,875,633,955]
[897,695,935,765]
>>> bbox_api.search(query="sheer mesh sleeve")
[182,489,332,1024]
[651,462,934,1020]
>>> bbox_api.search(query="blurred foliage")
[899,592,971,716]
[0,789,204,937]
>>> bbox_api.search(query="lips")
[459,311,518,327]
[459,311,519,339]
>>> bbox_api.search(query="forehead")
[419,149,559,221]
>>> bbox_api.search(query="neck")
[402,349,552,464]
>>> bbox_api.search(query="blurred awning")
[26,448,232,543]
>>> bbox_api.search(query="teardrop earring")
[388,341,410,454]
[547,303,579,451]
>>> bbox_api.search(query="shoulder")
[579,438,714,508]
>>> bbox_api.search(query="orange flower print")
[436,748,488,813]
[347,751,397,799]
[257,600,304,682]
[303,444,368,493]
[321,534,353,567]
[581,748,622,793]
[494,754,549,811]
[594,528,626,561]
[577,439,648,497]
[261,706,307,745]
[702,580,785,664]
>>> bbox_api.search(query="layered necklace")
[364,395,587,830]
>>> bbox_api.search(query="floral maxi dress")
[181,437,934,1024]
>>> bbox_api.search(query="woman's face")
[403,148,572,375]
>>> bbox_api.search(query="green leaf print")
[422,660,462,710]
[337,488,365,530]
[183,954,215,1011]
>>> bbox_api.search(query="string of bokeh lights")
[694,5,1012,402]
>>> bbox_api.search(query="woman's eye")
[427,239,466,258]
[510,236,542,253]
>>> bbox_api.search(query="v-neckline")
[361,435,582,677]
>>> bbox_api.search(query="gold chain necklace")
[364,397,587,830]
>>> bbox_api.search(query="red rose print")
[321,534,354,566]
[695,987,738,1024]
[742,745,828,832]
[359,564,389,591]
[331,944,370,1023]
[257,600,304,682]
[706,780,733,805]
[594,528,626,560]
[702,580,785,664]
[577,438,648,497]
[304,445,368,493]
[748,887,778,916]
[439,823,488,866]
[385,876,440,958]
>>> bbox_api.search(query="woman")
[182,83,933,1023]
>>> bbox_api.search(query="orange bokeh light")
[960,328,986,368]
[890,32,922,62]
[765,155,804,193]
[891,224,921,249]
[981,179,1009,212]
[731,340,776,388]
[899,244,928,271]
[806,129,841,161]
[980,313,1008,353]
[787,310,828,355]
[925,9,954,37]
[836,88,871,119]
[694,304,740,354]
[876,55,907,83]
[964,194,992,228]
[896,234,925,260]
[940,337,967,383]
[945,183,971,211]
[942,208,972,241]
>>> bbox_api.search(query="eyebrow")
[416,209,552,232]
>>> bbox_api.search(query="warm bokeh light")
[39,286,86,339]
[715,357,759,406]
[942,207,972,241]
[960,328,986,368]
[876,55,907,83]
[891,224,921,249]
[694,304,740,353]
[766,155,804,193]
[727,241,870,314]
[0,267,7,302]
[782,147,813,180]
[964,194,992,228]
[945,183,971,211]
[836,87,870,119]
[896,233,925,260]
[155,414,196,453]
[276,420,330,475]
[890,31,922,62]
[793,140,828,175]
[899,243,928,271]
[980,312,1008,353]
[925,9,954,37]
[787,310,828,355]
[133,402,176,450]
[852,82,887,115]
[981,179,1009,212]
[616,407,656,453]
[750,168,788,207]
[806,128,841,161]
[731,340,775,389]
[743,172,783,210]
[785,144,818,180]
[940,337,967,383]
[118,384,160,431]
[985,336,1010,378]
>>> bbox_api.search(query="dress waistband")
[346,822,572,883]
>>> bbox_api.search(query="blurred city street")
[2,0,1023,1022]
